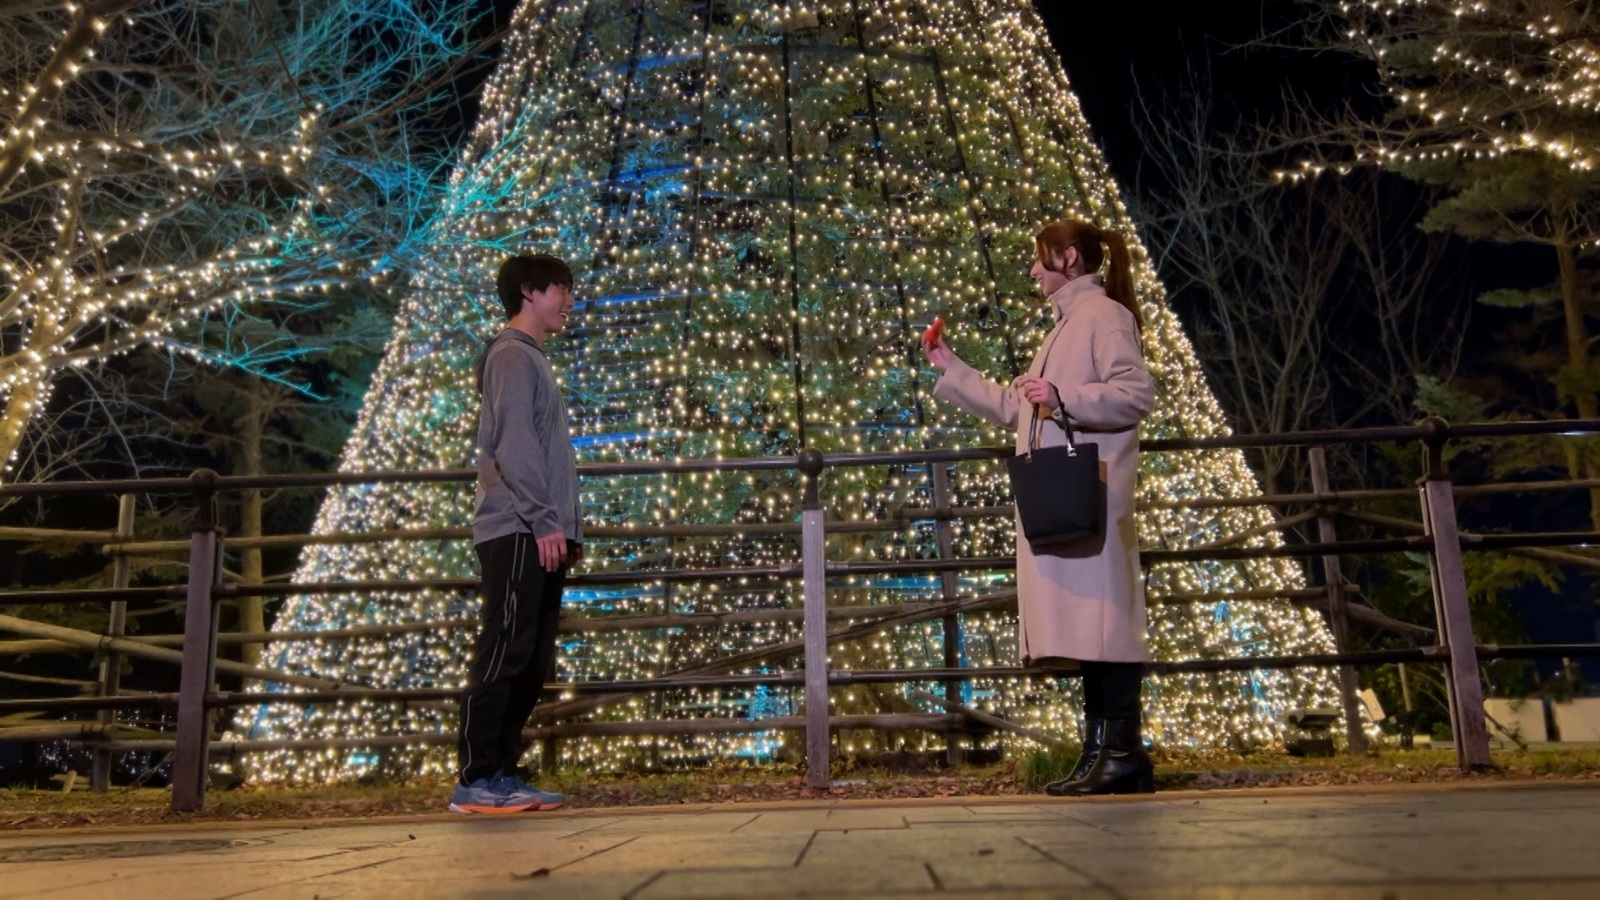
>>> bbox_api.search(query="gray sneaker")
[448,774,539,814]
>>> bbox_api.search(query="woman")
[924,218,1155,796]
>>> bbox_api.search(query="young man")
[451,253,582,814]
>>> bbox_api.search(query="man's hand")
[536,531,567,572]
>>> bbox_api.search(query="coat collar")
[1048,273,1104,323]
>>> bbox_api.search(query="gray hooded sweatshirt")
[473,328,582,546]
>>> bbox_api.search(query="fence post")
[540,734,559,777]
[1398,662,1416,748]
[1417,419,1493,771]
[930,463,964,767]
[798,448,831,790]
[1308,449,1367,755]
[92,493,136,792]
[172,469,224,812]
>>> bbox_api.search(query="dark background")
[1040,2,1321,182]
[4,1,1592,783]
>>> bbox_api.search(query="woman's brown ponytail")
[1098,230,1138,329]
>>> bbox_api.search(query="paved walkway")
[3,783,1599,898]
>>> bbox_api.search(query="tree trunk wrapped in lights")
[0,0,481,480]
[238,0,1341,783]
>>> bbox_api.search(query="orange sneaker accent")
[448,799,537,814]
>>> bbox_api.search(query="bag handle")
[1023,325,1077,460]
[1026,401,1078,458]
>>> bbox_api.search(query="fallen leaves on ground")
[1,747,1595,831]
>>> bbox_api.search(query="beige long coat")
[933,274,1154,663]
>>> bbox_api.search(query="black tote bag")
[1006,405,1103,548]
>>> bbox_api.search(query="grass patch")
[1,782,446,830]
[3,746,1596,831]
[1152,746,1600,789]
[1015,742,1084,791]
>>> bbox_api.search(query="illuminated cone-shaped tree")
[239,0,1340,782]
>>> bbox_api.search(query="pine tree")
[240,0,1341,782]
[1297,0,1600,524]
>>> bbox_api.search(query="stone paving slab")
[580,811,759,836]
[642,861,939,898]
[1119,886,1600,900]
[928,857,1099,893]
[801,824,1064,870]
[1049,843,1396,889]
[557,830,813,876]
[2,783,1599,898]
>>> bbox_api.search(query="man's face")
[523,282,574,337]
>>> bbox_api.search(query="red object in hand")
[923,315,945,350]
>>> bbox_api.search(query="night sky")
[1037,1,1339,187]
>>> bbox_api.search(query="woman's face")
[1030,246,1072,298]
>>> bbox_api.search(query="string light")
[0,1,455,476]
[1278,1,1600,182]
[238,0,1340,783]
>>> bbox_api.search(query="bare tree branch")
[1129,57,1468,496]
[0,0,488,479]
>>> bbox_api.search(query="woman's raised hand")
[923,315,956,371]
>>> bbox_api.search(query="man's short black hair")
[495,254,573,319]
